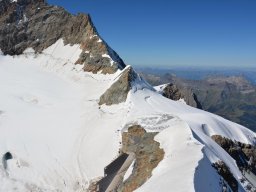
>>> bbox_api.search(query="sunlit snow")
[0,39,255,192]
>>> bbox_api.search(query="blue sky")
[48,0,256,68]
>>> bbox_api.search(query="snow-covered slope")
[0,1,256,191]
[127,89,256,192]
[0,41,129,191]
[0,39,255,192]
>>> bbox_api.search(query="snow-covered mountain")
[0,0,256,192]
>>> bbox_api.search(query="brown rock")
[118,125,164,192]
[0,0,126,74]
[162,83,202,109]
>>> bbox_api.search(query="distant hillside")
[136,67,256,85]
[140,72,256,132]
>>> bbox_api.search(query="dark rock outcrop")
[212,135,256,191]
[99,66,138,105]
[212,135,256,174]
[212,161,238,192]
[117,125,164,192]
[2,151,13,170]
[161,83,202,109]
[0,0,125,74]
[95,125,164,192]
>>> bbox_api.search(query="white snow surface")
[178,98,187,105]
[123,160,135,182]
[0,39,255,192]
[154,83,168,94]
[126,89,256,192]
[0,40,127,191]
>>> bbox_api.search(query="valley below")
[139,70,256,132]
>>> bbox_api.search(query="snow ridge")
[0,40,255,192]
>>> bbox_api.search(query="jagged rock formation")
[212,135,256,191]
[0,0,125,74]
[95,125,164,192]
[160,83,202,109]
[212,135,256,173]
[117,125,164,192]
[99,66,138,105]
[212,161,238,192]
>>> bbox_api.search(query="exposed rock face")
[212,161,238,192]
[212,135,256,191]
[212,135,256,173]
[99,66,138,105]
[117,125,164,192]
[0,0,125,74]
[95,125,164,192]
[161,83,202,109]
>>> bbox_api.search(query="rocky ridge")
[0,0,152,106]
[99,66,152,105]
[212,161,238,192]
[158,83,202,109]
[93,125,164,192]
[99,66,138,105]
[0,0,125,74]
[118,125,164,192]
[212,135,256,191]
[212,135,256,172]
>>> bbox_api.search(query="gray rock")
[0,0,125,74]
[162,83,202,109]
[99,66,138,105]
[212,161,238,192]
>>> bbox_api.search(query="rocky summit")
[0,0,125,74]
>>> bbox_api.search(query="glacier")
[0,39,255,192]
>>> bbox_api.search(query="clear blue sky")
[48,0,256,68]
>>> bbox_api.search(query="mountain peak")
[0,0,125,74]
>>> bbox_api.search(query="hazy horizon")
[135,65,256,85]
[133,64,256,70]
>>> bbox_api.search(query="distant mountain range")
[140,70,256,132]
[136,67,256,85]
